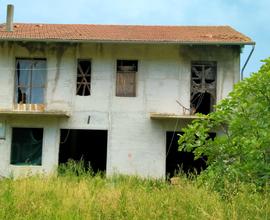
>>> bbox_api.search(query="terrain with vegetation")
[0,161,269,219]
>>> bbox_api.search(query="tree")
[178,58,270,190]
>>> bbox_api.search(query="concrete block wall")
[0,42,240,178]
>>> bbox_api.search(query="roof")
[0,23,254,45]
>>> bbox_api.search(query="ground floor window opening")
[59,129,108,173]
[166,131,216,178]
[11,128,43,165]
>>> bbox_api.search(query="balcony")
[150,112,204,120]
[0,104,70,118]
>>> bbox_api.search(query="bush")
[179,58,270,191]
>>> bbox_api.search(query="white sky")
[0,0,269,76]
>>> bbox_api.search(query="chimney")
[6,4,14,32]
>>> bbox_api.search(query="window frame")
[14,58,47,104]
[190,61,217,114]
[76,59,92,96]
[10,127,44,166]
[115,59,138,97]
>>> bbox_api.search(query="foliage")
[0,164,269,220]
[179,58,270,191]
[58,159,96,177]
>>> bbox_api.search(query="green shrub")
[179,58,270,192]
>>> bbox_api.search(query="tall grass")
[0,161,269,220]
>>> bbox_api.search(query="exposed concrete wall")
[0,42,240,178]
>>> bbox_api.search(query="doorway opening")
[191,92,212,114]
[166,131,215,178]
[59,129,107,173]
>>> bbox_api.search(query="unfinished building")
[0,5,255,178]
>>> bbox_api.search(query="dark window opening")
[116,60,137,97]
[191,92,212,115]
[166,131,216,178]
[11,128,43,165]
[190,61,216,114]
[117,60,138,72]
[15,59,46,104]
[59,129,107,173]
[76,60,91,96]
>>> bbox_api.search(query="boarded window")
[76,60,91,96]
[116,60,137,97]
[10,128,43,165]
[15,59,46,104]
[190,61,217,114]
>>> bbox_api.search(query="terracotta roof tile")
[0,23,254,44]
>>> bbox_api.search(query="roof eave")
[0,38,256,45]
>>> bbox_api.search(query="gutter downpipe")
[240,44,255,80]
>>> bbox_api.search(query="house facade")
[0,9,254,178]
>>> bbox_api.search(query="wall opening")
[11,128,43,165]
[76,59,91,96]
[116,60,137,97]
[59,129,107,173]
[166,131,216,178]
[0,121,6,140]
[190,61,216,114]
[191,92,212,114]
[15,58,46,104]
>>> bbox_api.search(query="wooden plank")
[116,71,136,97]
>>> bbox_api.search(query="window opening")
[0,121,6,139]
[76,60,91,96]
[116,60,137,97]
[11,128,43,165]
[190,62,216,114]
[15,59,46,104]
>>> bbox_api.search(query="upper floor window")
[76,60,91,96]
[116,60,138,97]
[15,59,46,104]
[190,61,217,114]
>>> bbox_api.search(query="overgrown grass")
[0,161,269,220]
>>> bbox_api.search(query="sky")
[0,0,269,77]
